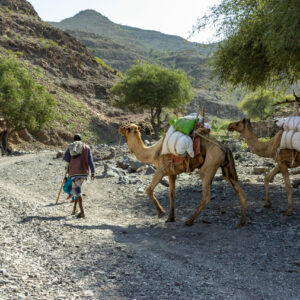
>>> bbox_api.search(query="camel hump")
[154,136,164,160]
[221,147,238,182]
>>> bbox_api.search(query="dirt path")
[0,151,299,299]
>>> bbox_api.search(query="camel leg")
[166,174,176,222]
[264,164,280,208]
[185,159,220,226]
[278,163,292,216]
[225,178,246,226]
[146,170,167,218]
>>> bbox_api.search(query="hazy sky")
[26,0,220,43]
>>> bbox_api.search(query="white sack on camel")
[276,116,300,131]
[161,125,176,154]
[161,126,194,157]
[280,130,300,151]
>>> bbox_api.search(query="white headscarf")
[69,141,84,156]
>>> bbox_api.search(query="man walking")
[63,134,95,218]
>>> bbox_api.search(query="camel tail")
[221,147,238,182]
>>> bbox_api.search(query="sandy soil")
[0,148,299,299]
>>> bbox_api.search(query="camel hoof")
[283,210,292,216]
[71,210,78,215]
[185,219,194,226]
[165,217,175,223]
[264,203,272,208]
[158,210,166,218]
[238,219,246,227]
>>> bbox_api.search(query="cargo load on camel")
[161,113,211,158]
[276,116,300,151]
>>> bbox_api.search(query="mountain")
[0,1,243,151]
[49,10,211,55]
[49,10,243,120]
[64,30,151,73]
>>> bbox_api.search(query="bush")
[238,89,283,120]
[0,57,55,150]
[111,63,194,138]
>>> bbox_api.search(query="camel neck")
[127,135,162,165]
[241,127,281,158]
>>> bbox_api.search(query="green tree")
[0,57,55,152]
[195,0,300,89]
[238,89,282,120]
[111,63,194,138]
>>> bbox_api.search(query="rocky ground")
[0,142,300,300]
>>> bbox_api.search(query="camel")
[228,118,300,215]
[119,124,246,226]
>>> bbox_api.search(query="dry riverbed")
[0,145,299,299]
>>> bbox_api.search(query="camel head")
[119,124,141,140]
[227,118,252,133]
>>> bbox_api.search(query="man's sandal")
[76,212,85,218]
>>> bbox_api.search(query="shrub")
[0,57,55,150]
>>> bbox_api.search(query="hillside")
[49,10,243,121]
[49,10,211,55]
[0,1,243,152]
[66,30,151,73]
[0,0,140,150]
[48,10,216,87]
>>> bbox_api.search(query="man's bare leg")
[76,196,85,218]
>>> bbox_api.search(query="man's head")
[74,134,81,141]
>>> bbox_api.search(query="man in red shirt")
[63,134,95,218]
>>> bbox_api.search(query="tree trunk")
[150,106,162,139]
[0,129,10,155]
[156,106,162,139]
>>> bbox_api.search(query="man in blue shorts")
[63,134,95,218]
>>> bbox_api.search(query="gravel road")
[0,147,299,299]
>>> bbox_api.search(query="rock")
[292,179,300,188]
[251,167,269,175]
[256,177,264,183]
[290,169,300,175]
[234,153,243,160]
[119,175,142,184]
[55,151,64,159]
[136,165,156,175]
[137,187,144,194]
[262,161,274,167]
[160,178,169,187]
[93,149,115,161]
[129,160,145,171]
[145,165,156,175]
[83,290,94,297]
[213,175,223,182]
[116,157,130,170]
[116,156,144,172]
[97,163,125,178]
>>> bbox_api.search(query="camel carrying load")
[119,112,246,226]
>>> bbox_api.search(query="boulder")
[251,167,269,175]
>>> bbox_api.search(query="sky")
[26,0,221,43]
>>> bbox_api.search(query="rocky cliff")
[0,0,117,100]
[0,0,124,149]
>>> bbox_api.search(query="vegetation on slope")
[49,9,212,55]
